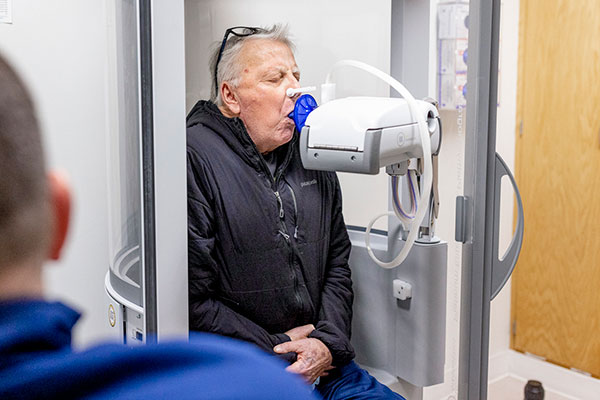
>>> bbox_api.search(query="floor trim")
[488,350,600,400]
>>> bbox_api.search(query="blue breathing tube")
[288,94,318,132]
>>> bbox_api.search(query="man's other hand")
[284,324,315,341]
[273,338,333,383]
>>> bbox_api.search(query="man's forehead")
[239,39,297,69]
[272,65,300,74]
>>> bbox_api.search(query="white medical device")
[298,60,441,268]
[297,62,448,386]
[300,97,440,175]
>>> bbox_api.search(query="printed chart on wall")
[0,0,12,24]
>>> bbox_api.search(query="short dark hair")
[0,54,50,267]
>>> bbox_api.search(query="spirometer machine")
[289,60,446,386]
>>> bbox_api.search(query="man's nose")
[288,74,301,90]
[291,77,301,88]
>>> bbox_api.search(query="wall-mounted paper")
[0,0,12,24]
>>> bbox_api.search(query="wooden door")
[511,0,600,377]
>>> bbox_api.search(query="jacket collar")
[186,100,298,180]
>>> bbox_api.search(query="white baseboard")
[488,350,600,400]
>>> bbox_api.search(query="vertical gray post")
[387,3,435,399]
[389,0,434,248]
[151,0,188,340]
[140,0,188,340]
[458,0,501,399]
[139,0,157,341]
[390,0,433,98]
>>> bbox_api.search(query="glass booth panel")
[106,0,143,307]
[182,0,465,395]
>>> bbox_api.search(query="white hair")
[209,24,296,105]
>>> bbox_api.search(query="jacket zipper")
[274,190,304,310]
[260,144,305,313]
[285,182,299,239]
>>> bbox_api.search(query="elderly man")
[187,25,405,400]
[0,54,317,399]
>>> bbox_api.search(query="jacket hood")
[187,101,261,166]
[187,100,250,145]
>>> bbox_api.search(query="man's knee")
[316,362,406,400]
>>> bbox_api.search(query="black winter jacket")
[186,101,355,366]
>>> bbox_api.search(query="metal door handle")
[491,152,525,300]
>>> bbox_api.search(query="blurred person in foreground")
[0,53,318,400]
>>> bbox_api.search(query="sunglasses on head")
[214,26,264,96]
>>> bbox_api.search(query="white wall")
[0,0,113,346]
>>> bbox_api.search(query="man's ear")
[48,171,71,261]
[220,82,241,115]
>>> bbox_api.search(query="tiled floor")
[488,375,577,400]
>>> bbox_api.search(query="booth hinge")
[455,196,469,243]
